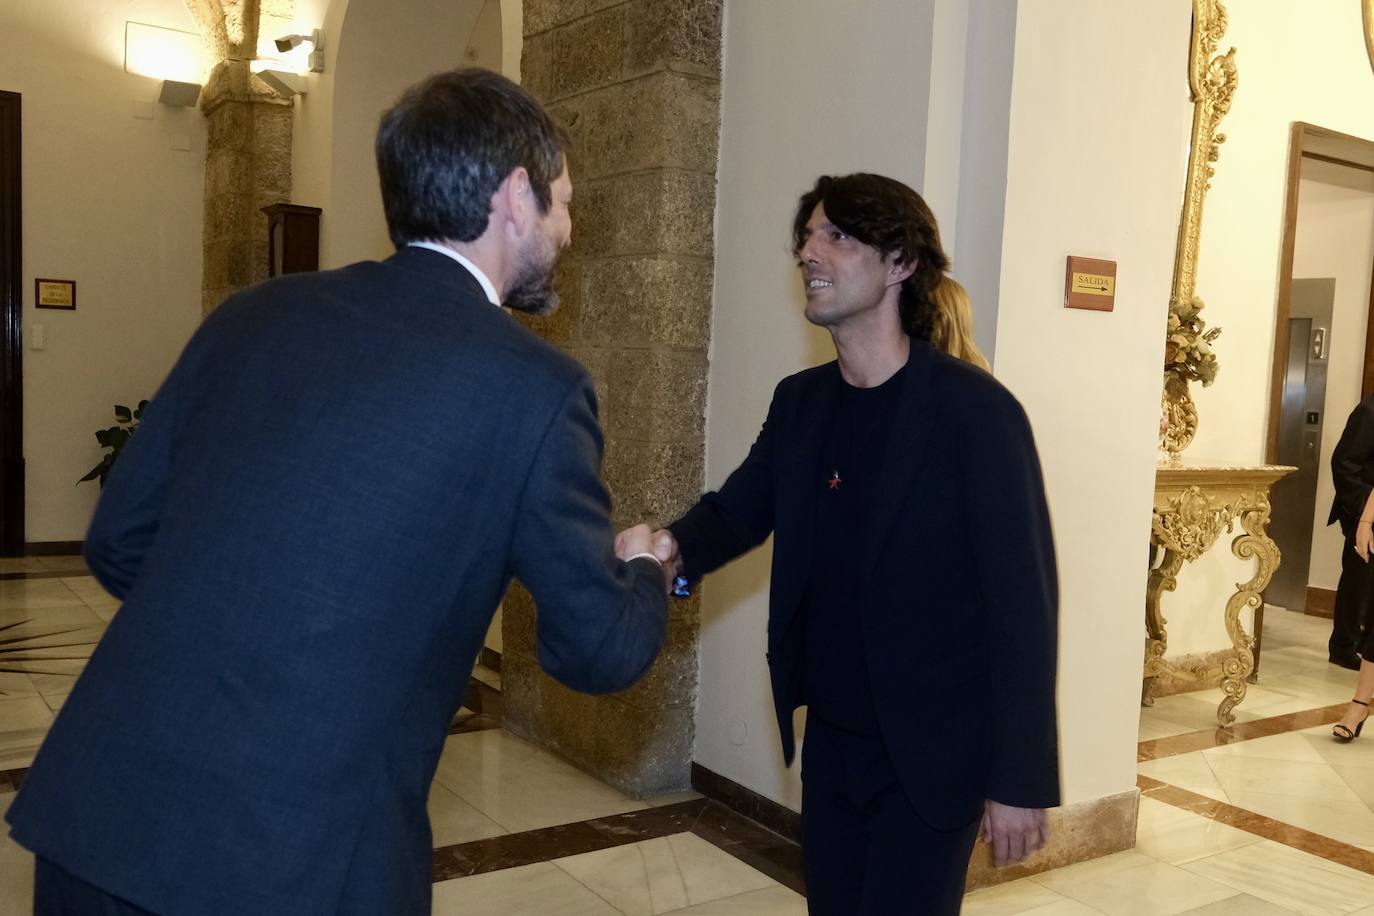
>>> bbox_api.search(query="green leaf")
[114,405,132,422]
[78,464,103,483]
[95,429,112,447]
[108,428,131,450]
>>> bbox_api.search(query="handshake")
[615,524,682,593]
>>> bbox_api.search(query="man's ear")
[888,252,918,285]
[496,166,535,239]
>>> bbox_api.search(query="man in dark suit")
[635,174,1060,914]
[1328,394,1374,669]
[8,69,670,914]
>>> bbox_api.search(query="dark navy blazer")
[7,247,667,914]
[670,341,1060,829]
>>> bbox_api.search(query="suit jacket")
[670,342,1060,829]
[1329,394,1374,534]
[6,247,667,914]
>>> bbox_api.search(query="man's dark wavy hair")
[791,173,950,341]
[376,68,565,248]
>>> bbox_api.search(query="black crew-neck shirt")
[803,366,905,735]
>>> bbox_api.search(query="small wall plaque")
[35,278,75,310]
[1064,256,1116,312]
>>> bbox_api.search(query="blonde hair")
[929,276,991,372]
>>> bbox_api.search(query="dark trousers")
[34,858,155,916]
[801,715,980,915]
[1331,527,1374,660]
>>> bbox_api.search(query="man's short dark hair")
[376,68,565,248]
[791,173,950,341]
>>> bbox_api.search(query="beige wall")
[1159,3,1374,657]
[699,0,1190,811]
[995,0,1190,804]
[1,0,206,542]
[1297,178,1374,591]
[290,0,506,272]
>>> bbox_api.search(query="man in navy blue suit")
[633,174,1060,915]
[9,69,670,914]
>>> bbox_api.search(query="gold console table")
[1143,463,1295,726]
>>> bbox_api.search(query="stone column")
[502,0,723,797]
[185,0,294,314]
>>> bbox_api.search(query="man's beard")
[504,233,560,317]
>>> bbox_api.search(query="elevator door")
[1268,278,1336,611]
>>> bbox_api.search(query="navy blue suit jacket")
[7,247,667,913]
[670,342,1060,829]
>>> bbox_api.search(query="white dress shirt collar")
[407,241,501,306]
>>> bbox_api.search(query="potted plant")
[79,401,149,488]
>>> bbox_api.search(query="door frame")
[1266,122,1374,463]
[0,90,21,557]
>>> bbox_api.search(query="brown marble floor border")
[1138,703,1348,761]
[432,799,709,882]
[429,797,808,894]
[0,570,83,581]
[1138,774,1374,876]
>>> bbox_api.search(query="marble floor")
[4,565,1374,913]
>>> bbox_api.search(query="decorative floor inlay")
[1138,704,1348,762]
[430,798,807,896]
[1138,773,1374,877]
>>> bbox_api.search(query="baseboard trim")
[24,541,83,556]
[690,762,800,843]
[1305,586,1336,619]
[690,763,1139,892]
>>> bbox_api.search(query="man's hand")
[980,800,1049,868]
[1358,521,1373,562]
[615,525,680,592]
[650,528,681,576]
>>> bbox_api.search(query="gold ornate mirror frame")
[1160,0,1238,461]
[1365,0,1374,75]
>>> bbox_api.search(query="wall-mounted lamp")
[125,21,206,106]
[258,70,308,98]
[273,29,325,73]
[157,79,202,107]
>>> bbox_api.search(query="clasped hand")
[614,525,681,593]
[980,800,1050,868]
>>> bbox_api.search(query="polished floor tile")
[0,697,53,769]
[1220,788,1374,848]
[432,861,620,915]
[0,793,34,916]
[554,832,774,916]
[1204,756,1365,805]
[432,730,647,833]
[1181,840,1374,915]
[0,580,87,610]
[1137,753,1224,793]
[1177,893,1299,914]
[962,877,1075,915]
[669,884,807,915]
[1033,854,1240,915]
[1202,732,1329,765]
[1134,798,1262,865]
[428,779,507,848]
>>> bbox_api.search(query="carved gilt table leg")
[1216,493,1282,726]
[1144,547,1186,707]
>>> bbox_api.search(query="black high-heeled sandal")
[1333,698,1370,742]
